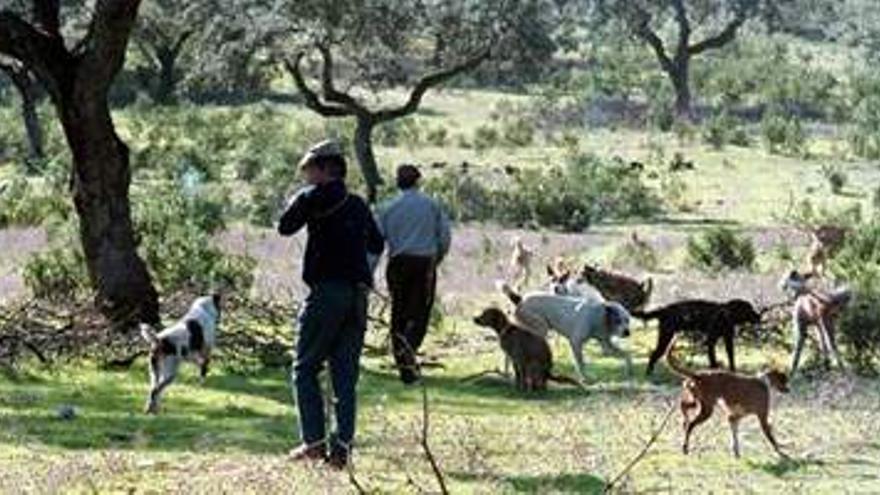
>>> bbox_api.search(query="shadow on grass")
[503,472,605,493]
[748,456,827,477]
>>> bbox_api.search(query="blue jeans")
[293,281,367,450]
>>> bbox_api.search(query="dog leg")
[728,418,741,458]
[146,357,180,414]
[723,331,736,372]
[706,335,720,369]
[683,403,713,455]
[789,317,808,376]
[198,353,211,385]
[569,339,591,382]
[647,329,673,375]
[819,319,844,371]
[758,414,787,458]
[601,339,632,378]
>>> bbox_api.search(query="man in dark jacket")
[279,140,384,469]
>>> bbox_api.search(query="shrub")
[422,153,661,231]
[821,163,847,195]
[761,108,807,156]
[686,226,755,272]
[472,125,500,152]
[702,111,750,150]
[24,183,255,301]
[502,118,535,147]
[425,125,448,147]
[830,222,880,374]
[0,176,71,228]
[848,93,880,159]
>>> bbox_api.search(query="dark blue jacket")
[278,180,384,287]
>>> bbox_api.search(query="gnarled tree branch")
[284,53,352,117]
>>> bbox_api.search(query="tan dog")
[666,338,790,458]
[806,225,846,276]
[779,270,851,375]
[509,237,534,288]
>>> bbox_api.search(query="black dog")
[633,299,761,375]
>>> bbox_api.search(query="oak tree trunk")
[669,59,693,120]
[354,116,383,203]
[58,86,160,324]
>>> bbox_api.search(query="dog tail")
[630,307,662,321]
[547,373,588,391]
[665,336,695,381]
[497,280,522,306]
[140,323,159,345]
[641,277,654,302]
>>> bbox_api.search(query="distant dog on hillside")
[140,294,221,414]
[666,337,790,458]
[779,270,851,375]
[473,307,581,391]
[509,237,534,288]
[805,225,847,276]
[633,299,762,375]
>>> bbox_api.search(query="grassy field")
[2,86,880,493]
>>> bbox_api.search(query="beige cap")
[298,139,343,169]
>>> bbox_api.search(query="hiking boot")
[326,444,350,470]
[289,442,326,462]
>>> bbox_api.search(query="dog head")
[604,302,631,338]
[762,369,790,393]
[473,307,508,333]
[779,269,812,295]
[725,299,761,325]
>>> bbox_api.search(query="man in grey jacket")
[379,164,451,384]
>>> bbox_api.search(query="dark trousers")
[294,280,367,451]
[386,254,437,382]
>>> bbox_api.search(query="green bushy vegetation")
[423,153,660,231]
[686,226,755,272]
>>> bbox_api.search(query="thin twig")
[604,399,676,493]
[420,375,449,495]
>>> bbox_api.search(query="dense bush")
[24,182,255,301]
[0,176,70,228]
[848,92,880,159]
[702,110,750,149]
[821,163,847,194]
[686,226,755,272]
[830,222,880,374]
[423,153,660,231]
[761,107,807,155]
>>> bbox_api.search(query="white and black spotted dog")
[140,294,221,414]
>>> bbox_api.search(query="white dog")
[140,294,221,414]
[499,282,632,380]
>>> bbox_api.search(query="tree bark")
[0,1,160,325]
[354,116,381,204]
[668,60,693,120]
[4,65,44,162]
[58,90,160,324]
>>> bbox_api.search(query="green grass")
[2,325,879,493]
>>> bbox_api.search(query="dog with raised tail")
[666,337,790,458]
[140,294,221,414]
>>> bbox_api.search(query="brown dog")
[666,338,790,458]
[473,307,580,391]
[548,262,652,312]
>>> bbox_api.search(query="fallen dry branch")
[604,398,676,493]
[0,293,295,371]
